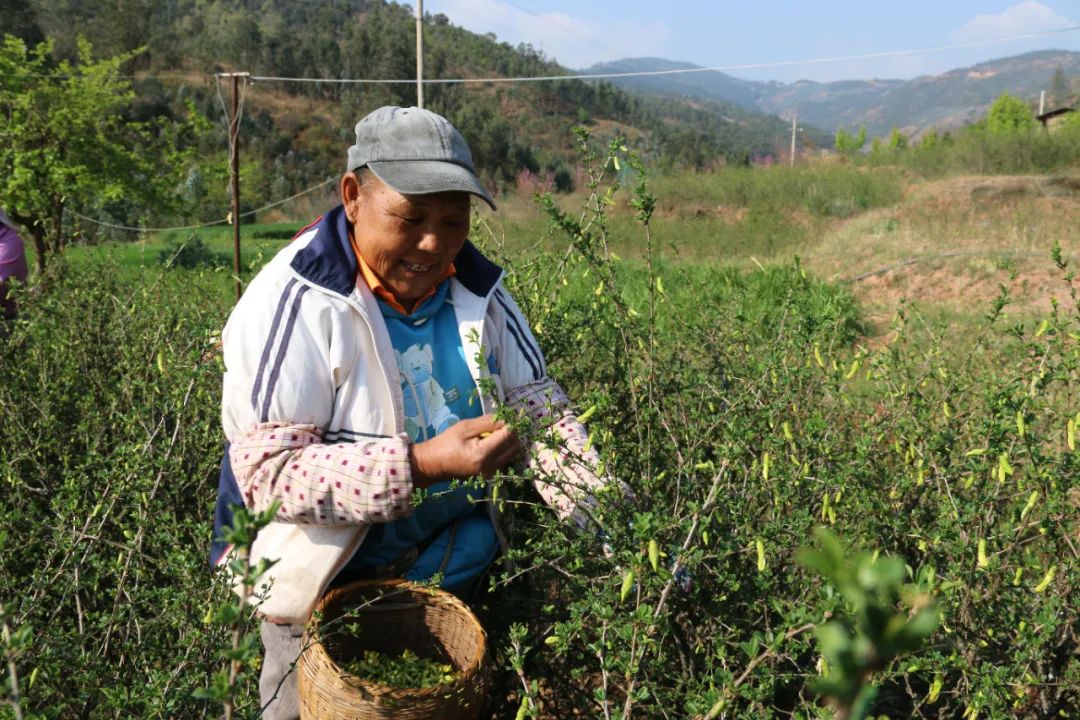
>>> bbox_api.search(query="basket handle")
[322,578,430,617]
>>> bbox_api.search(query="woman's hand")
[408,415,523,488]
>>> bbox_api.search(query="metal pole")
[790,112,797,167]
[416,0,424,108]
[1039,90,1046,116]
[228,74,244,301]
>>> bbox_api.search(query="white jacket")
[214,206,603,624]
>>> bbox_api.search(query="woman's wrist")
[408,440,444,489]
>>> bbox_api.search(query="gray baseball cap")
[347,106,496,210]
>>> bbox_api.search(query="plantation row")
[0,145,1077,718]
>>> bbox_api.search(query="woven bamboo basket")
[298,579,489,720]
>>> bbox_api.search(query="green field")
[2,156,1078,719]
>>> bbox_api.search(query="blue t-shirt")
[350,279,496,582]
[387,280,483,442]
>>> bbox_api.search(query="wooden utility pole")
[790,112,797,167]
[415,0,424,108]
[220,72,249,301]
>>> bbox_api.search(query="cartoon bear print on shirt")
[396,343,460,441]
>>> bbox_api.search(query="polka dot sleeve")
[228,422,415,525]
[504,379,612,530]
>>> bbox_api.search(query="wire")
[68,176,337,233]
[235,77,248,137]
[214,75,231,131]
[67,210,229,233]
[10,23,1079,87]
[16,70,207,81]
[249,24,1080,85]
[219,73,252,188]
[236,176,337,219]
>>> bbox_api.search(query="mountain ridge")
[582,50,1080,137]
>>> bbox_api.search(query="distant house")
[1036,107,1076,131]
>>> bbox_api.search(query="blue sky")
[424,0,1080,82]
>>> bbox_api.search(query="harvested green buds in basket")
[341,649,457,688]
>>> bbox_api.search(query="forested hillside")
[9,0,812,214]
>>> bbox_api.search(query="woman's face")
[343,172,470,307]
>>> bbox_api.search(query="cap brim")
[367,161,496,210]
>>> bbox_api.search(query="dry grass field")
[804,174,1080,336]
[479,167,1080,342]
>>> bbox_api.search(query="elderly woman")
[211,106,607,718]
[0,210,28,321]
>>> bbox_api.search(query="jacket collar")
[290,204,503,299]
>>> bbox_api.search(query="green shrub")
[866,114,1080,177]
[0,257,237,717]
[987,93,1037,135]
[157,235,232,269]
[476,133,1078,719]
[649,164,903,217]
[0,136,1076,719]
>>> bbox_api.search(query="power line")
[11,24,1080,87]
[218,72,251,299]
[67,210,228,233]
[249,24,1080,85]
[16,70,208,81]
[68,176,337,233]
[236,176,337,218]
[215,73,248,134]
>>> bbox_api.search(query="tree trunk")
[48,198,64,255]
[31,228,47,275]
